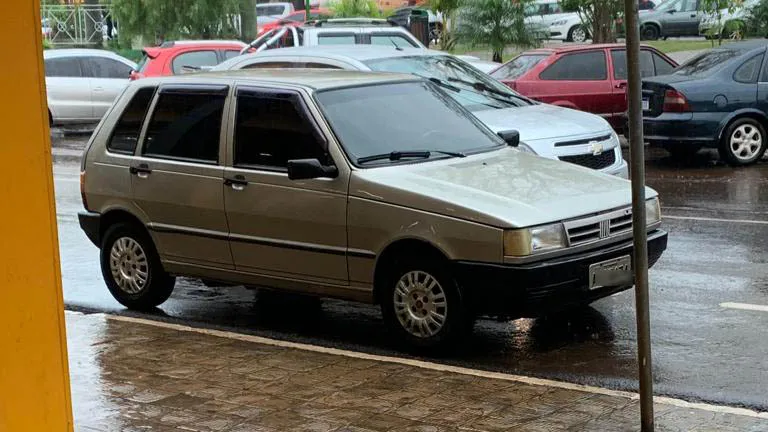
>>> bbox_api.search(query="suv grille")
[563,207,633,247]
[559,151,616,170]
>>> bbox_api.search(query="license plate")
[588,255,633,290]
[642,99,650,111]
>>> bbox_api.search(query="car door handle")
[615,82,627,89]
[129,163,151,178]
[224,175,248,191]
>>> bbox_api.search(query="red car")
[490,44,678,131]
[258,8,333,36]
[130,40,249,80]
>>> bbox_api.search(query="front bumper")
[453,229,668,319]
[643,112,724,147]
[78,211,101,247]
[602,157,628,178]
[549,25,569,40]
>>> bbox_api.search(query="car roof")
[523,43,661,55]
[157,40,247,48]
[43,48,130,59]
[139,68,416,90]
[235,45,447,62]
[708,39,768,52]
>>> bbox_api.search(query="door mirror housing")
[497,130,520,147]
[287,158,338,180]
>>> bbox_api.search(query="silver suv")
[79,70,667,347]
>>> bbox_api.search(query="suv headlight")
[551,19,568,26]
[646,197,661,225]
[504,223,566,257]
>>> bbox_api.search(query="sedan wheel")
[570,26,587,43]
[393,270,448,338]
[720,118,768,165]
[109,237,149,294]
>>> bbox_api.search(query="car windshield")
[315,81,504,166]
[490,54,548,80]
[673,49,741,76]
[364,55,531,111]
[656,0,679,11]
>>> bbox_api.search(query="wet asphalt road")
[52,132,768,412]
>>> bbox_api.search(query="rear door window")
[610,49,655,79]
[171,50,219,74]
[86,57,133,79]
[107,87,156,154]
[143,88,227,163]
[540,51,607,81]
[317,34,357,45]
[490,54,548,80]
[224,50,241,60]
[45,57,84,77]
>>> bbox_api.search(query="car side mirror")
[497,130,520,147]
[287,158,338,180]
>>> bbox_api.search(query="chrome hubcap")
[573,27,586,42]
[393,271,447,338]
[730,124,762,161]
[109,237,148,294]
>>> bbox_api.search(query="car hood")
[350,147,653,228]
[473,104,613,141]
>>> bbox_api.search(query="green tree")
[329,0,382,17]
[455,0,537,63]
[561,0,622,43]
[239,0,258,42]
[429,0,460,50]
[702,0,745,45]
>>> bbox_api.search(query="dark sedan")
[643,40,768,165]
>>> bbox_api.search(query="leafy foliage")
[108,0,240,44]
[329,0,382,17]
[745,0,768,36]
[455,0,537,62]
[560,0,622,43]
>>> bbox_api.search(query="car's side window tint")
[171,50,218,74]
[243,61,296,69]
[45,57,83,78]
[318,34,356,45]
[540,51,607,80]
[370,34,418,47]
[234,91,327,170]
[224,50,240,60]
[107,87,156,154]
[611,50,651,80]
[734,54,764,84]
[143,90,226,163]
[88,57,133,79]
[304,62,342,69]
[653,53,676,76]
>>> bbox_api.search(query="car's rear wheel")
[380,254,470,349]
[568,25,588,43]
[719,118,768,166]
[641,24,660,40]
[100,222,175,309]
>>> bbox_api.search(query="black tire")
[380,253,471,349]
[718,118,768,166]
[100,222,175,310]
[567,25,588,43]
[665,144,702,161]
[641,24,660,41]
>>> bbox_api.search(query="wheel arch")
[641,21,662,37]
[716,109,768,141]
[99,208,151,247]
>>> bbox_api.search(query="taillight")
[662,89,690,112]
[80,171,89,211]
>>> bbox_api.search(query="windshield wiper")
[357,149,466,164]
[446,77,530,104]
[424,77,503,109]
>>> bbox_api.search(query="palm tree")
[455,0,537,63]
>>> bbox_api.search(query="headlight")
[551,19,568,26]
[516,143,537,154]
[646,197,661,225]
[504,223,566,257]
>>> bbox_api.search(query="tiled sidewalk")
[66,312,768,432]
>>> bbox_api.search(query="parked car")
[388,6,444,42]
[256,2,295,31]
[491,44,678,132]
[130,40,249,80]
[258,8,333,36]
[213,46,629,177]
[243,18,425,52]
[643,40,768,165]
[523,1,588,42]
[455,55,501,73]
[699,0,758,38]
[639,0,703,40]
[78,69,667,347]
[44,49,136,126]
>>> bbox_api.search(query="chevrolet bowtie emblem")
[589,141,604,156]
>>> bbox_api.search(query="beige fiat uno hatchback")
[79,69,667,347]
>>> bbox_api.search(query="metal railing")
[41,4,118,46]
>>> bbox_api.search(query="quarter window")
[107,87,156,154]
[234,91,326,169]
[224,50,241,60]
[540,51,607,80]
[44,57,83,78]
[318,34,356,45]
[87,57,133,79]
[370,34,418,47]
[653,53,676,75]
[143,90,226,163]
[734,54,764,83]
[243,61,297,69]
[171,50,218,74]
[611,50,655,80]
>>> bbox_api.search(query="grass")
[642,39,714,53]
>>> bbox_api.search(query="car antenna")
[390,38,403,51]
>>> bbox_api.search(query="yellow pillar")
[0,2,74,431]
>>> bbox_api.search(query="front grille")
[559,151,616,170]
[564,207,633,247]
[554,134,612,147]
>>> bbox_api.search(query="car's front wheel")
[641,24,660,40]
[100,222,175,309]
[719,118,768,166]
[568,25,588,43]
[380,254,470,349]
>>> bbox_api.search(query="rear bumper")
[643,112,722,147]
[453,229,668,318]
[78,211,101,247]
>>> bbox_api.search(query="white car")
[212,46,628,177]
[44,49,136,126]
[524,0,587,42]
[455,55,500,73]
[256,2,295,31]
[699,0,758,37]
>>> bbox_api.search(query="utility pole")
[623,0,655,429]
